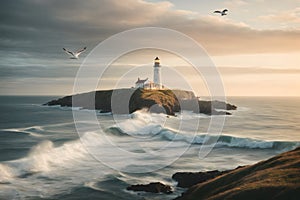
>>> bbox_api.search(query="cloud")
[223,0,248,8]
[0,65,78,78]
[259,7,300,24]
[0,0,299,60]
[218,66,300,75]
[0,77,75,95]
[171,17,300,55]
[1,0,300,96]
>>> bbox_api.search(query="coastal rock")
[210,100,237,110]
[127,182,172,194]
[44,88,237,116]
[181,99,236,115]
[175,147,300,200]
[172,170,232,188]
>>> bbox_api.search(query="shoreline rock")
[125,148,300,199]
[127,182,173,194]
[174,147,300,200]
[172,168,241,188]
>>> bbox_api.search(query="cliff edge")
[175,147,300,200]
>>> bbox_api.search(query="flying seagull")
[214,9,228,16]
[63,47,87,59]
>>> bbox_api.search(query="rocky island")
[44,88,236,115]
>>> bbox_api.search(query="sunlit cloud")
[223,0,248,8]
[1,0,300,58]
[0,0,300,96]
[258,7,300,24]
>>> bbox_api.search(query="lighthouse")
[153,57,162,89]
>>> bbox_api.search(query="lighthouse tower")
[153,57,162,89]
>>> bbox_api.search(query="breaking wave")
[161,131,299,150]
[106,111,299,151]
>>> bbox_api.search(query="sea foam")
[107,111,299,151]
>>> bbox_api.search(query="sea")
[0,96,299,200]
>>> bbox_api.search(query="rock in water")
[172,170,231,188]
[127,182,172,194]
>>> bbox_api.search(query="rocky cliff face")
[45,88,236,115]
[175,147,300,200]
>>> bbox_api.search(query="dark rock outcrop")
[175,147,300,200]
[172,166,245,188]
[127,182,172,194]
[172,170,231,188]
[181,100,236,115]
[44,88,236,116]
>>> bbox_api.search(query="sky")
[0,0,300,96]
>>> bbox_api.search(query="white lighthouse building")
[153,57,162,89]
